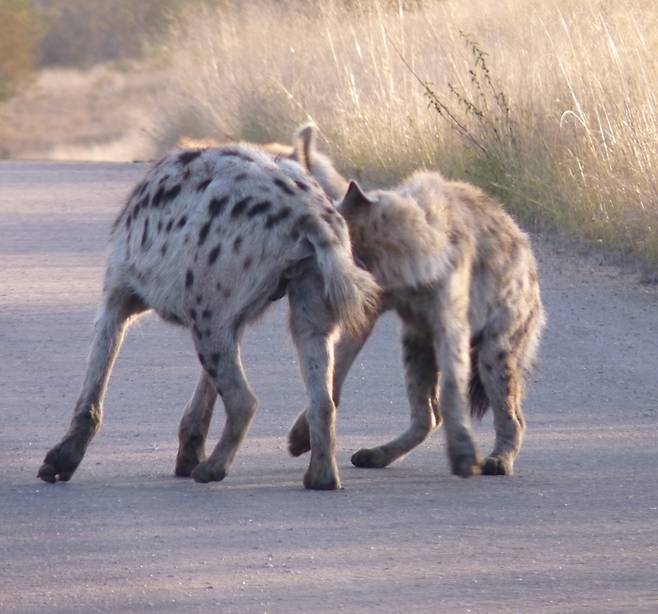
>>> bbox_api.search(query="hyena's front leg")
[38,287,146,483]
[175,371,218,477]
[191,334,258,484]
[351,321,439,468]
[435,277,480,478]
[287,317,376,457]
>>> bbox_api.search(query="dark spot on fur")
[183,168,191,181]
[201,309,212,319]
[141,219,149,248]
[222,288,231,299]
[165,219,173,232]
[196,294,202,305]
[185,269,194,288]
[165,184,182,202]
[160,244,168,257]
[193,325,202,339]
[157,220,163,233]
[247,200,272,218]
[294,180,309,191]
[179,150,203,165]
[208,244,222,265]
[265,206,292,229]
[158,175,169,186]
[210,352,220,365]
[233,236,242,253]
[243,257,252,269]
[189,308,197,321]
[151,185,165,208]
[216,282,222,292]
[177,215,188,228]
[234,173,248,181]
[209,196,229,218]
[197,178,212,192]
[273,178,295,195]
[207,367,218,379]
[198,221,212,246]
[197,353,206,367]
[231,197,251,218]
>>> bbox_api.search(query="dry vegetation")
[1,0,656,266]
[161,0,657,266]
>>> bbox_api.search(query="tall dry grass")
[159,0,657,266]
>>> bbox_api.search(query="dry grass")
[159,0,657,267]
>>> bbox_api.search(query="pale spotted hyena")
[286,126,545,477]
[37,144,379,490]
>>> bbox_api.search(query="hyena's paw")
[37,438,86,483]
[191,461,227,484]
[447,434,481,478]
[287,418,311,457]
[174,434,206,477]
[175,448,204,478]
[481,455,514,476]
[303,462,341,491]
[350,447,389,469]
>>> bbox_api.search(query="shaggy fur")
[286,126,545,477]
[37,143,379,490]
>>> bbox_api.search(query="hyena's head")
[265,124,349,202]
[338,181,449,290]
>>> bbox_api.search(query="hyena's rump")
[286,125,545,478]
[37,144,379,490]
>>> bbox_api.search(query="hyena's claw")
[350,447,389,468]
[191,461,226,484]
[481,456,513,476]
[37,439,85,483]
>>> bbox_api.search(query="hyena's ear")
[341,180,376,213]
[291,123,317,172]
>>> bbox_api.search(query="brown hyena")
[286,126,545,477]
[37,143,379,490]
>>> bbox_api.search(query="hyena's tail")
[307,226,380,338]
[469,336,490,419]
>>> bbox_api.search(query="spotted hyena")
[37,143,379,490]
[286,126,545,477]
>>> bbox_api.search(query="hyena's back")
[109,145,375,333]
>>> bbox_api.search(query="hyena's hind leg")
[475,342,524,476]
[475,309,542,476]
[351,322,439,468]
[288,269,342,490]
[287,317,377,457]
[38,285,147,483]
[175,371,218,477]
[190,332,258,484]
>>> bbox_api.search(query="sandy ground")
[1,161,657,613]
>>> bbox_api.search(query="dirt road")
[1,162,657,613]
